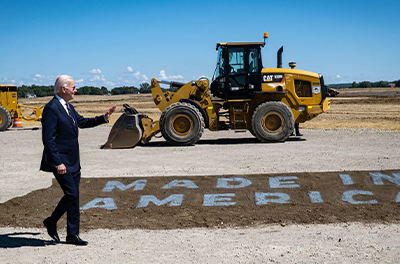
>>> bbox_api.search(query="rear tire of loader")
[251,101,294,142]
[160,102,205,146]
[0,106,12,131]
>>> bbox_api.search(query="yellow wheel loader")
[103,33,331,149]
[0,85,43,131]
[325,85,340,97]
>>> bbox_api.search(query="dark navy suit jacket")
[40,97,107,173]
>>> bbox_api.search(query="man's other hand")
[105,105,117,120]
[57,164,67,175]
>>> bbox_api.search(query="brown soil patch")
[1,170,399,230]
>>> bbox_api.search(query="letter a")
[80,198,117,210]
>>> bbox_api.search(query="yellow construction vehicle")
[103,33,330,148]
[0,85,43,131]
[325,85,340,97]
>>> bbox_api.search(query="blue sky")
[0,0,399,88]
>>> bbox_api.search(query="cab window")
[249,48,259,73]
[215,48,225,79]
[295,80,312,97]
[228,48,244,74]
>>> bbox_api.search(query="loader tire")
[0,106,12,131]
[251,101,294,142]
[160,102,204,146]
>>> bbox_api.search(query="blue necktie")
[66,103,76,126]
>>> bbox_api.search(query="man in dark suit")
[41,75,116,245]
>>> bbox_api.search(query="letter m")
[103,180,147,192]
[369,172,400,186]
[136,194,184,208]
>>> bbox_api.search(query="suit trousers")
[50,170,81,236]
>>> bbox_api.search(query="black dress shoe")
[66,235,88,246]
[43,217,60,242]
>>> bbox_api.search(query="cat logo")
[264,75,273,82]
[263,74,284,83]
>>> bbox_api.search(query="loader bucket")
[102,105,143,149]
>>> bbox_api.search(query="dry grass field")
[18,87,400,131]
[302,87,400,130]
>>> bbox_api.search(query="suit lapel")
[54,98,78,133]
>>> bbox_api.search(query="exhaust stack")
[277,46,283,68]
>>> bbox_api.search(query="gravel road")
[1,126,400,263]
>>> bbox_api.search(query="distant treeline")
[16,82,180,98]
[351,79,400,88]
[330,79,400,89]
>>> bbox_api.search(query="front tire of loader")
[0,106,12,131]
[251,101,294,142]
[160,102,205,146]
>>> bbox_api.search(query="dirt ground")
[1,87,400,263]
[18,87,400,131]
[1,170,400,231]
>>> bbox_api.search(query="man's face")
[63,79,76,102]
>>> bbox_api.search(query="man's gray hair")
[54,75,73,94]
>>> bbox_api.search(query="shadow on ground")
[0,232,56,248]
[144,136,305,147]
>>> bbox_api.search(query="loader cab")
[211,43,263,100]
